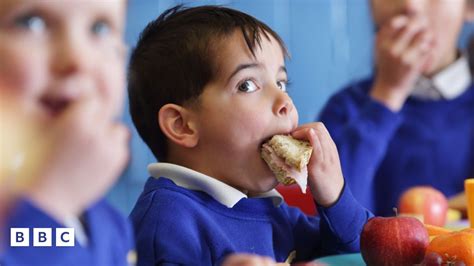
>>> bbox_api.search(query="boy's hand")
[371,15,434,111]
[28,91,129,221]
[292,123,344,207]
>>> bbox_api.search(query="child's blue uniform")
[2,198,135,266]
[130,163,372,265]
[319,56,474,216]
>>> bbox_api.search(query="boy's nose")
[51,33,91,76]
[273,90,294,117]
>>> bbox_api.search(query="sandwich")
[261,135,312,193]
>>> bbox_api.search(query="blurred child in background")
[0,0,134,265]
[319,0,474,216]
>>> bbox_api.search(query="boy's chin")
[421,62,436,76]
[247,180,279,196]
[253,174,280,193]
[43,104,70,119]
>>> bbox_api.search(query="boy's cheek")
[0,42,47,92]
[97,39,127,63]
[99,66,126,116]
[291,108,299,127]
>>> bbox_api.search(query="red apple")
[360,216,429,266]
[398,186,448,226]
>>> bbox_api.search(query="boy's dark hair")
[128,5,288,161]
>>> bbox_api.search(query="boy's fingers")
[307,128,324,163]
[390,16,409,31]
[291,122,324,137]
[292,122,327,135]
[292,122,332,163]
[390,19,427,56]
[314,124,333,162]
[317,123,337,150]
[379,15,409,39]
[291,127,322,158]
[402,35,432,69]
[405,30,433,65]
[318,123,340,160]
[377,16,407,53]
[291,128,309,140]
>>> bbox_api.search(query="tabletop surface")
[313,253,365,266]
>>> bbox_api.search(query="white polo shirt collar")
[148,162,283,208]
[412,54,471,100]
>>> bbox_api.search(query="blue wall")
[107,0,474,215]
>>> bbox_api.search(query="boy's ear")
[159,104,199,148]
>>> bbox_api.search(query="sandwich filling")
[261,135,312,194]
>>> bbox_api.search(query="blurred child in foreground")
[0,0,134,265]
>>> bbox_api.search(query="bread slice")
[266,135,312,171]
[261,135,312,191]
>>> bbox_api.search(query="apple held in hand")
[398,186,448,226]
[360,216,429,266]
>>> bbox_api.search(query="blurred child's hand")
[371,15,434,111]
[28,91,129,221]
[292,123,344,207]
[221,253,284,266]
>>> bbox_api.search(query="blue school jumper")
[130,163,372,265]
[2,198,135,266]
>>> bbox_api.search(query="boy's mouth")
[260,130,294,147]
[260,136,272,147]
[40,96,72,117]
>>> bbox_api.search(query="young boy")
[319,0,474,216]
[128,5,372,265]
[0,0,134,265]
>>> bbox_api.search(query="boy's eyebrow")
[227,63,260,83]
[226,64,288,83]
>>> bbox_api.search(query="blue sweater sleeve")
[287,184,373,261]
[316,183,373,254]
[318,81,403,210]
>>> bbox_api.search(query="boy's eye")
[91,20,111,36]
[277,80,287,92]
[238,80,258,93]
[15,14,46,33]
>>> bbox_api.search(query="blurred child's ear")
[159,104,199,148]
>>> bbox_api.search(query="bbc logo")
[10,228,75,247]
